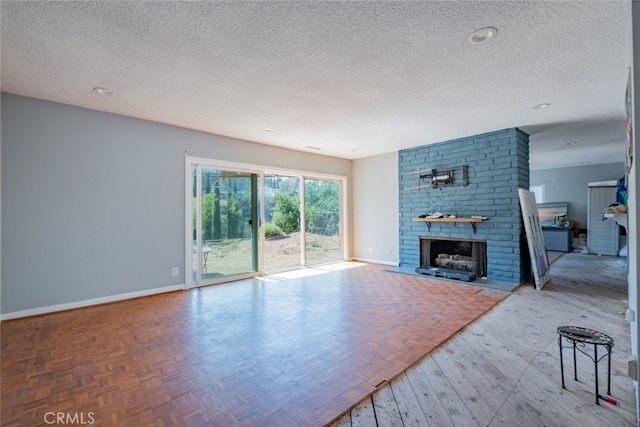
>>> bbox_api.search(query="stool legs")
[594,344,599,404]
[559,335,565,388]
[607,346,612,396]
[557,328,614,406]
[573,342,578,381]
[558,338,605,404]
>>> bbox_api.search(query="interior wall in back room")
[530,162,625,229]
[398,128,530,283]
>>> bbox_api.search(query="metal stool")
[557,326,614,404]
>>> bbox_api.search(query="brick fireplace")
[417,237,487,281]
[398,128,530,283]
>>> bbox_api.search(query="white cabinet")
[587,182,619,256]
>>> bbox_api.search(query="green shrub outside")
[264,222,284,238]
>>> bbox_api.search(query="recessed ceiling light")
[263,128,273,133]
[533,103,551,109]
[306,146,321,150]
[468,27,497,44]
[93,87,113,96]
[566,141,577,146]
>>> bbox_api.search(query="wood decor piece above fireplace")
[411,216,487,233]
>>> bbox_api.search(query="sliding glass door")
[263,175,302,272]
[304,178,342,264]
[187,158,345,284]
[262,175,343,270]
[190,166,258,286]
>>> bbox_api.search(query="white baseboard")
[0,284,185,321]
[352,257,399,267]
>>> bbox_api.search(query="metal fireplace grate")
[415,266,476,282]
[417,237,487,282]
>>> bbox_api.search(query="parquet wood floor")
[330,253,636,426]
[1,262,507,426]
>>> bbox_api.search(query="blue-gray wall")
[398,128,530,283]
[1,94,351,315]
[530,163,625,230]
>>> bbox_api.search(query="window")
[530,185,544,203]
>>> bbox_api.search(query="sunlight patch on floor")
[312,261,368,271]
[260,261,367,281]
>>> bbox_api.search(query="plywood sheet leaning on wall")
[518,188,551,289]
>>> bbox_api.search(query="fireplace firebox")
[415,237,487,282]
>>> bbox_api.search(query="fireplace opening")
[416,237,487,282]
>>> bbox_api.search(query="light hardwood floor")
[329,253,637,426]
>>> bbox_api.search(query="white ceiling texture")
[0,1,632,170]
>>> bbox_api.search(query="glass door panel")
[263,175,302,272]
[192,167,258,285]
[191,166,200,283]
[304,178,341,264]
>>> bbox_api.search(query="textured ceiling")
[0,1,632,170]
